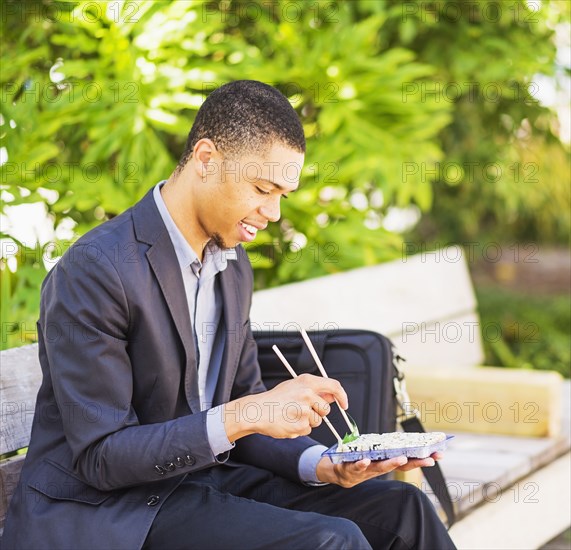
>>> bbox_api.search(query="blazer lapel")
[133,188,201,413]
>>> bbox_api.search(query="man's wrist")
[298,445,329,485]
[221,395,260,443]
[315,456,336,485]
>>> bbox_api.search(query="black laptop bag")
[255,329,396,446]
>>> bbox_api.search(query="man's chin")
[211,232,235,250]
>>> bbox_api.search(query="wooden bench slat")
[1,344,43,455]
[0,454,26,532]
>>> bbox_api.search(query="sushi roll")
[337,432,447,453]
[324,432,451,463]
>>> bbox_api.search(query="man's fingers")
[347,456,406,475]
[398,457,435,471]
[347,455,436,476]
[380,456,408,470]
[346,458,371,473]
[308,414,323,428]
[297,374,349,409]
[330,452,446,488]
[311,397,331,417]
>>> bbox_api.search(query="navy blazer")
[3,188,317,550]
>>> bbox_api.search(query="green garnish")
[342,413,360,443]
[342,432,359,444]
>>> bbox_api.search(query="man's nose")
[259,196,281,223]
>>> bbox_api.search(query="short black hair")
[177,80,305,169]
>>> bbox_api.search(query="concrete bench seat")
[441,379,570,521]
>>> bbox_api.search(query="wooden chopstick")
[300,329,355,433]
[271,344,343,445]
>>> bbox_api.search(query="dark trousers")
[143,462,456,550]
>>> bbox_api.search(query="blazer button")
[147,495,160,506]
[154,465,166,475]
[184,454,196,466]
[174,457,185,468]
[164,462,176,472]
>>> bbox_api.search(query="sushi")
[337,431,447,452]
[323,432,452,463]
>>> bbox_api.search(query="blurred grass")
[475,285,571,378]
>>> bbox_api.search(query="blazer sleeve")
[38,244,221,491]
[228,318,321,483]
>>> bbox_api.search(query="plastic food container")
[322,435,455,464]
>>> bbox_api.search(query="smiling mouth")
[239,220,258,236]
[238,220,258,243]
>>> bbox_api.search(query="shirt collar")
[153,181,237,273]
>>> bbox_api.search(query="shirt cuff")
[206,405,235,456]
[298,444,329,486]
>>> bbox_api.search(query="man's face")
[197,142,304,250]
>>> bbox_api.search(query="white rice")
[337,432,446,453]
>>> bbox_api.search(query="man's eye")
[255,187,271,195]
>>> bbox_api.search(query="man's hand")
[223,373,348,442]
[315,452,443,488]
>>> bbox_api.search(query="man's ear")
[193,139,217,180]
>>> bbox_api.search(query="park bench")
[1,246,569,547]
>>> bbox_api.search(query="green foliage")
[0,242,48,350]
[1,0,451,340]
[1,0,568,358]
[382,0,570,244]
[476,286,571,379]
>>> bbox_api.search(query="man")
[3,80,456,549]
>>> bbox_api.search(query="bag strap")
[400,416,456,528]
[392,352,456,528]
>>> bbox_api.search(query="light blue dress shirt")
[153,182,327,484]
